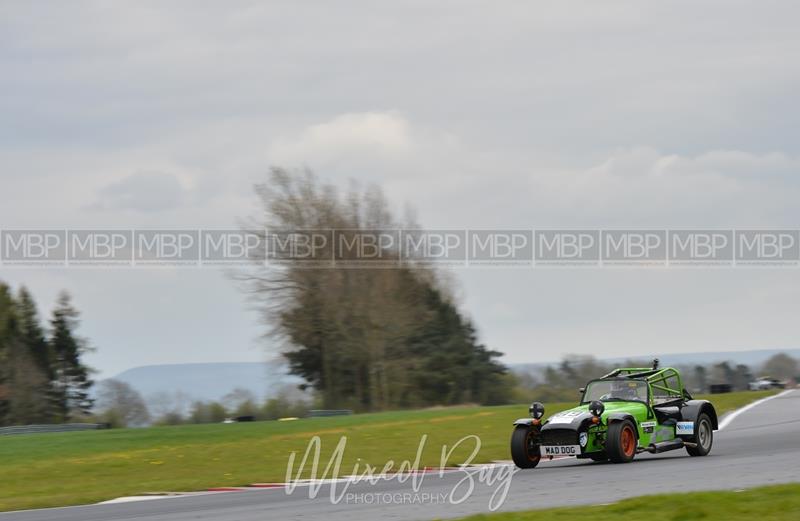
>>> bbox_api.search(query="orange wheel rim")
[621,425,635,456]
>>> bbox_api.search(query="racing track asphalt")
[2,389,798,521]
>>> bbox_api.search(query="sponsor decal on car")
[540,445,581,456]
[641,421,656,434]
[547,410,583,424]
[676,421,694,435]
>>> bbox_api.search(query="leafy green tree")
[15,288,52,378]
[261,394,309,420]
[14,287,59,422]
[710,361,734,386]
[189,401,228,423]
[208,401,229,422]
[49,292,94,421]
[0,284,51,425]
[693,365,708,393]
[0,283,97,426]
[732,364,753,391]
[0,283,16,424]
[233,399,259,418]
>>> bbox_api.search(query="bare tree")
[222,388,257,410]
[95,379,150,427]
[761,353,799,381]
[6,339,52,425]
[145,390,190,425]
[239,168,509,411]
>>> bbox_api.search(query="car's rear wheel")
[607,420,637,463]
[510,424,541,468]
[686,413,713,457]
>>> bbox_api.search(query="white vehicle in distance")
[748,377,786,391]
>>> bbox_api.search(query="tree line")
[244,169,512,411]
[0,283,93,426]
[93,382,311,427]
[512,353,799,403]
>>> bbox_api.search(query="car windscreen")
[582,379,648,404]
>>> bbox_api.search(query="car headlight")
[589,400,605,417]
[529,401,545,419]
[579,432,588,447]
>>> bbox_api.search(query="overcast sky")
[2,1,800,377]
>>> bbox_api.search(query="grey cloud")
[92,171,186,212]
[2,2,799,155]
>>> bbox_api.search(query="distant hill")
[510,348,800,374]
[111,362,302,403]
[110,349,799,404]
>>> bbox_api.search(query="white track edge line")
[718,389,794,431]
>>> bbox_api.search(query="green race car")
[511,360,718,468]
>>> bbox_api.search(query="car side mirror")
[579,387,585,393]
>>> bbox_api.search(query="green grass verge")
[451,483,800,521]
[0,390,777,512]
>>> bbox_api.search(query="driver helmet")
[611,380,639,399]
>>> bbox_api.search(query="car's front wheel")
[606,419,637,463]
[510,424,541,468]
[686,413,713,456]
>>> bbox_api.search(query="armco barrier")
[0,423,109,436]
[308,409,353,417]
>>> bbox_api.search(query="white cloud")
[92,171,187,212]
[268,112,413,165]
[264,114,800,230]
[519,148,800,228]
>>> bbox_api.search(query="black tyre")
[606,419,637,463]
[510,424,541,469]
[686,413,713,457]
[588,452,607,462]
